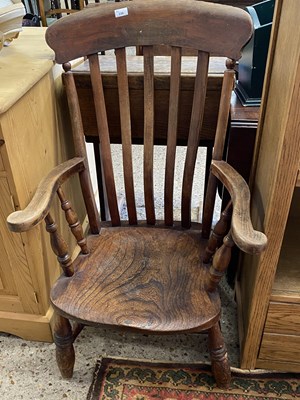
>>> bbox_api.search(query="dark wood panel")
[73,73,223,145]
[201,0,255,8]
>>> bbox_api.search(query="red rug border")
[87,357,300,400]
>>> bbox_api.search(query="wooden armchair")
[7,0,267,388]
[38,0,86,27]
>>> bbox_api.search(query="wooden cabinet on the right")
[236,0,300,372]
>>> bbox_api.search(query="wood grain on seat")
[51,225,220,332]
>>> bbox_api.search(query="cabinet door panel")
[0,234,19,296]
[0,177,39,314]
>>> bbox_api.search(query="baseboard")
[0,308,54,342]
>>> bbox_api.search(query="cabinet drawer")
[265,302,300,335]
[259,333,300,364]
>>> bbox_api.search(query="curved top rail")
[46,0,253,64]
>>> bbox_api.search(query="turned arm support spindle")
[203,202,232,263]
[205,161,268,291]
[206,230,235,292]
[57,186,89,255]
[45,213,74,277]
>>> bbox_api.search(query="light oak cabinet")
[236,0,300,372]
[0,28,86,342]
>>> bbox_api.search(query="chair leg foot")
[208,322,231,389]
[54,314,75,379]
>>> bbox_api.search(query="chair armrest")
[211,160,267,254]
[7,157,85,233]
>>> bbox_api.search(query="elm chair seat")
[51,225,221,331]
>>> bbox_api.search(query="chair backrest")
[46,0,252,233]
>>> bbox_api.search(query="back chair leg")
[54,313,75,378]
[208,322,231,388]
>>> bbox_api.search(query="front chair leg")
[208,322,231,389]
[54,314,75,378]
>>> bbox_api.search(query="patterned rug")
[87,357,300,400]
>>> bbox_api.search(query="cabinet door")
[0,175,40,315]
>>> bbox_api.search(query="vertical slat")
[93,141,107,221]
[143,46,155,225]
[115,47,137,225]
[202,67,235,238]
[62,65,100,234]
[181,51,209,228]
[164,46,182,226]
[212,67,236,161]
[88,54,120,226]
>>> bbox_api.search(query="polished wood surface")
[258,333,300,364]
[227,92,259,182]
[73,59,259,226]
[211,160,267,254]
[63,68,100,234]
[53,313,75,378]
[203,203,232,264]
[72,55,225,145]
[116,47,137,225]
[202,69,236,237]
[202,0,254,6]
[230,93,259,122]
[89,53,121,226]
[7,158,85,232]
[265,302,300,335]
[73,55,226,221]
[181,51,209,228]
[256,359,300,374]
[51,225,220,331]
[8,0,265,387]
[0,27,53,114]
[165,47,182,225]
[0,28,86,341]
[208,321,231,388]
[296,170,300,187]
[237,0,300,371]
[46,0,253,63]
